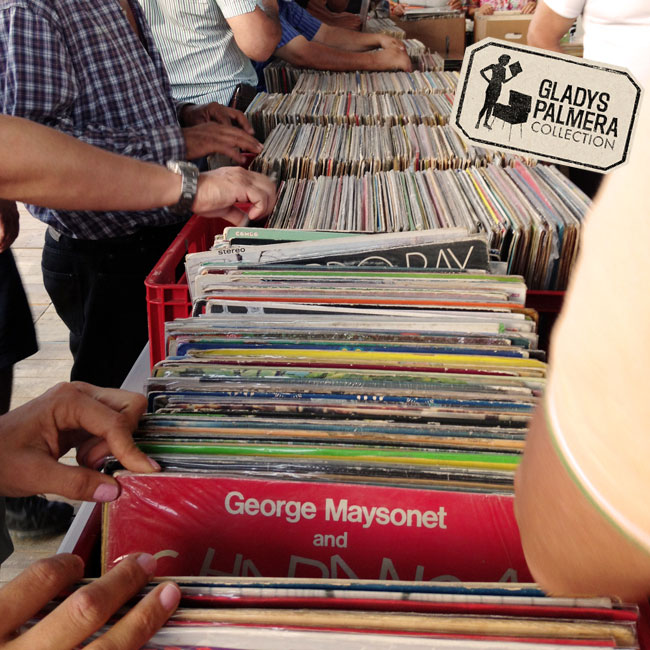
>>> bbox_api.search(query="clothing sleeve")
[0,6,186,163]
[217,0,260,20]
[281,1,322,41]
[540,0,585,20]
[277,3,305,47]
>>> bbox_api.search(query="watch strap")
[166,160,199,217]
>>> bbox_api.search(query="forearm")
[515,405,650,600]
[278,37,382,70]
[314,23,379,50]
[326,0,349,11]
[51,121,187,166]
[527,1,574,52]
[516,100,650,600]
[0,116,182,211]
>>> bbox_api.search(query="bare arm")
[0,116,276,221]
[304,0,362,29]
[277,35,412,70]
[527,0,576,52]
[228,5,282,61]
[515,99,650,600]
[313,23,405,51]
[326,0,350,11]
[515,407,650,600]
[0,116,183,211]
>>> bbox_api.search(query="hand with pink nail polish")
[0,552,180,649]
[0,381,157,504]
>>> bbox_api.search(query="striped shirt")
[0,0,187,239]
[139,0,260,106]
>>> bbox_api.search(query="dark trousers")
[41,222,185,389]
[0,249,38,563]
[0,249,38,375]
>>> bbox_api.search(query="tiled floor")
[0,207,75,585]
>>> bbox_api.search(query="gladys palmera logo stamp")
[452,39,642,172]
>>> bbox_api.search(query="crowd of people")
[0,0,649,646]
[0,0,412,539]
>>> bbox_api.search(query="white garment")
[543,0,650,85]
[138,0,259,105]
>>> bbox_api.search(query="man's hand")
[371,47,412,72]
[194,166,277,223]
[477,4,494,14]
[521,1,536,14]
[0,199,20,253]
[180,102,255,135]
[448,0,463,10]
[0,382,154,504]
[0,553,180,649]
[181,102,263,163]
[182,123,263,164]
[375,34,406,51]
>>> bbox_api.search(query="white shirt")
[138,0,260,105]
[543,0,650,86]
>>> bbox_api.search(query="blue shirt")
[254,0,322,88]
[0,0,187,239]
[277,0,322,46]
[139,0,260,106]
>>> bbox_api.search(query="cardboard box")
[473,12,532,46]
[394,16,465,60]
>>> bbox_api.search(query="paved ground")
[0,207,75,585]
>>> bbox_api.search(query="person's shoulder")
[216,0,260,16]
[0,0,63,22]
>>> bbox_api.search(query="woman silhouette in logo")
[475,54,518,130]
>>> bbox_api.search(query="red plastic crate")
[146,217,567,368]
[145,215,229,367]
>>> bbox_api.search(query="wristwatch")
[165,160,199,217]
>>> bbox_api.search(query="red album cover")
[103,474,531,582]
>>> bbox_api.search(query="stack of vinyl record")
[265,163,587,290]
[404,39,445,71]
[250,123,519,181]
[263,59,307,94]
[363,15,406,38]
[291,69,459,94]
[246,92,455,139]
[101,228,544,582]
[34,578,645,649]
